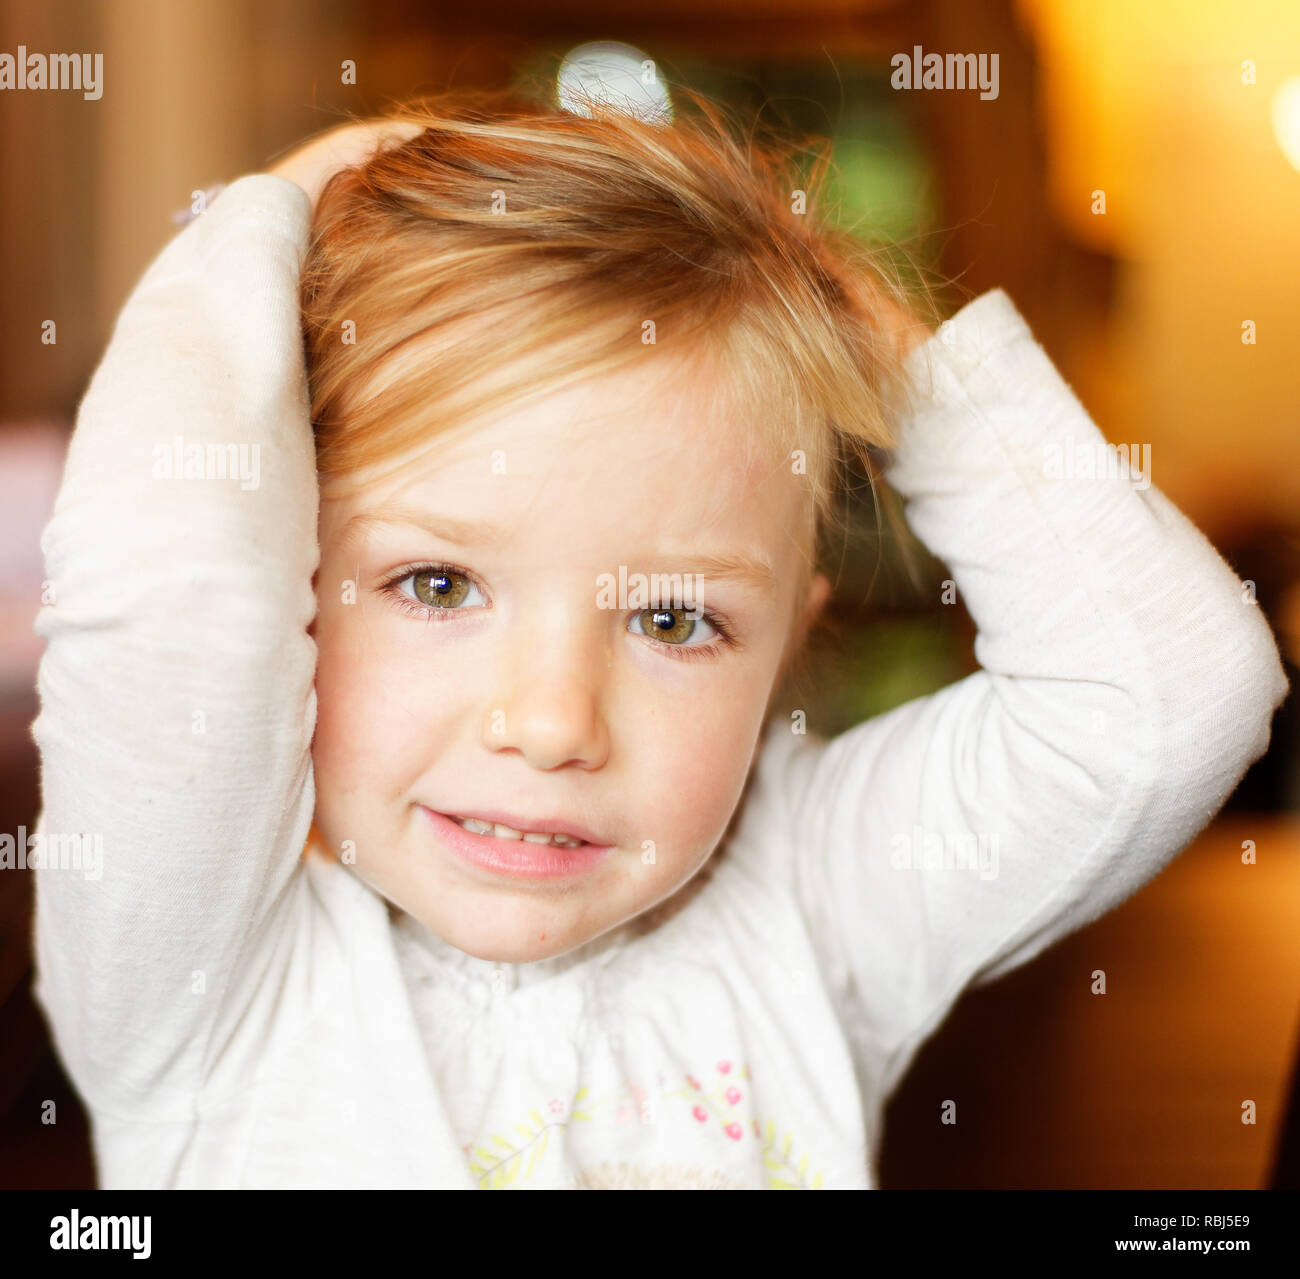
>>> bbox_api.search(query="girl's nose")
[484,633,610,771]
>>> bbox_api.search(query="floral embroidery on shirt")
[464,1062,825,1189]
[464,1105,561,1188]
[759,1120,825,1190]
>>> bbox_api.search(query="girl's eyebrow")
[338,506,777,592]
[656,552,776,593]
[338,508,509,549]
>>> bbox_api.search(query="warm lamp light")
[1271,75,1300,173]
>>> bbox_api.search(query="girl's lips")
[425,806,607,847]
[419,806,615,881]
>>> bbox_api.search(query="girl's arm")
[29,174,320,1120]
[764,288,1288,1089]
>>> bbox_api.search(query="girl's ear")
[796,571,832,648]
[778,571,832,679]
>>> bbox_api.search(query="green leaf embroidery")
[756,1115,824,1189]
[468,1072,830,1191]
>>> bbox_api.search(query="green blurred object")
[770,611,967,741]
[805,618,964,738]
[665,55,937,260]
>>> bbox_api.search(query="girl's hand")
[266,117,426,210]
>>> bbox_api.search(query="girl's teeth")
[452,816,584,848]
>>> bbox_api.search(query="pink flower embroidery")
[686,1074,701,1090]
[692,1106,708,1122]
[725,1086,742,1106]
[548,1098,565,1115]
[724,1122,743,1140]
[717,1060,732,1074]
[752,1119,761,1137]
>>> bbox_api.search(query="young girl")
[29,74,1287,1190]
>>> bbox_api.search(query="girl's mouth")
[418,807,615,881]
[443,815,585,849]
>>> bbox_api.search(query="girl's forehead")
[383,419,788,519]
[321,411,811,574]
[320,341,814,562]
[356,358,788,494]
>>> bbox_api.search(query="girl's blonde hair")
[300,84,926,572]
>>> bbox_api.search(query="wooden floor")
[881,815,1300,1188]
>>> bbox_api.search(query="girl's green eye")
[630,607,716,646]
[411,569,472,608]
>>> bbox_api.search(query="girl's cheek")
[645,705,756,835]
[309,683,361,791]
[313,624,390,772]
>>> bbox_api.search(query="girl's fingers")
[267,118,426,208]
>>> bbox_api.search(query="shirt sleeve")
[28,174,322,1120]
[766,287,1289,1090]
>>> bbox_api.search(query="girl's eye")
[382,570,737,658]
[628,606,718,647]
[398,567,486,609]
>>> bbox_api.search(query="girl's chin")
[382,878,610,962]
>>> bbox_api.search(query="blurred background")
[1,0,1297,1189]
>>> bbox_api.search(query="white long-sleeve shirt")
[28,174,1288,1190]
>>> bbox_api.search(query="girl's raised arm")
[761,287,1288,1098]
[29,173,321,1121]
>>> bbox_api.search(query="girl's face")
[310,349,829,963]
